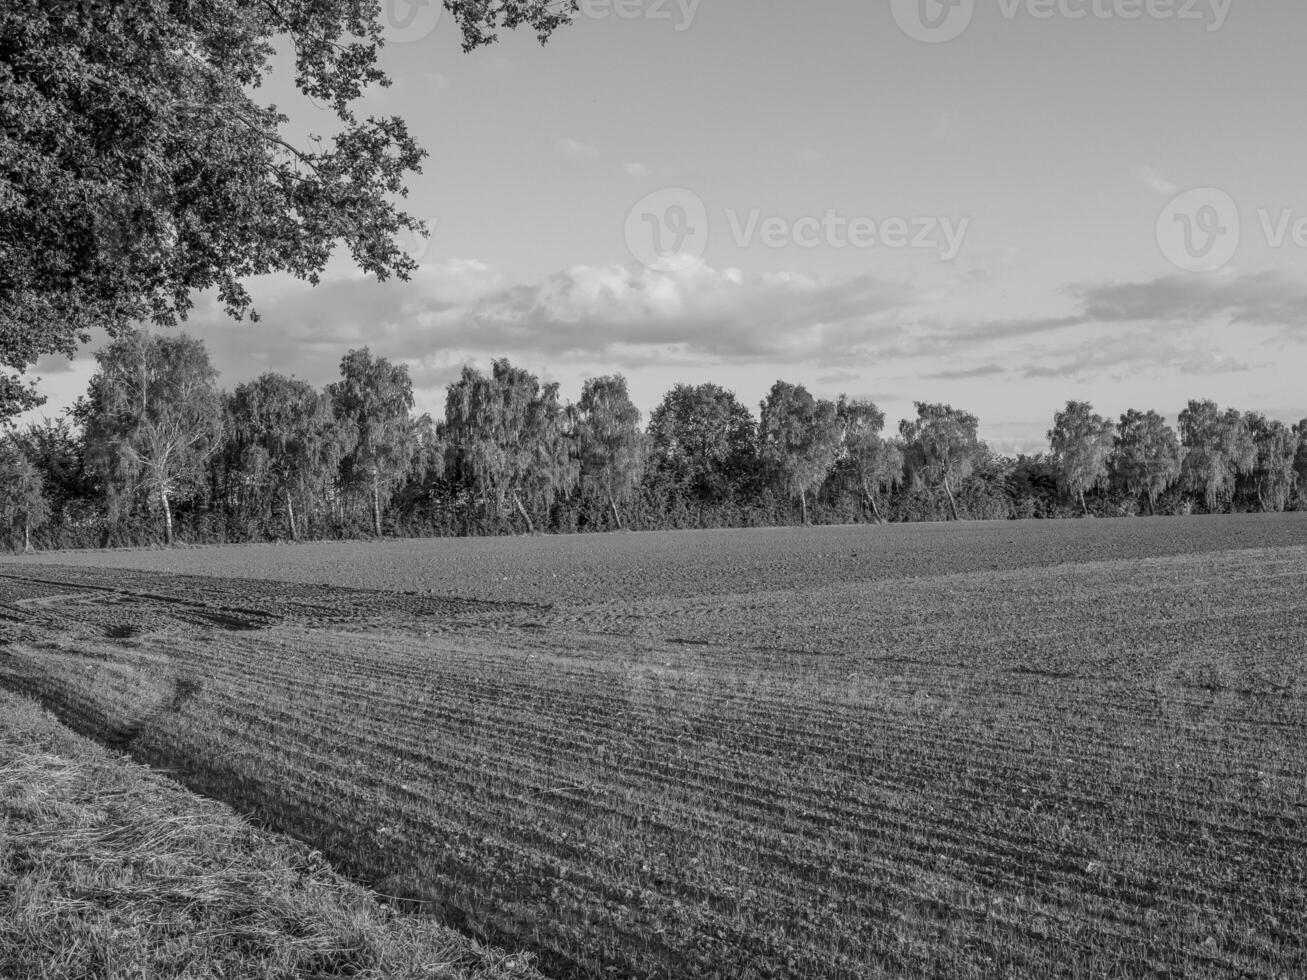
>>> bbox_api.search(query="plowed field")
[2,517,1305,979]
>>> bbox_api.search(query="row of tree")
[1,329,1304,551]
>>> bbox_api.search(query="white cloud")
[555,138,599,161]
[1139,166,1178,197]
[623,161,652,177]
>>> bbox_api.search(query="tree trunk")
[799,489,809,525]
[1079,489,1089,517]
[160,487,174,546]
[286,490,298,541]
[1256,480,1268,514]
[942,476,960,521]
[23,518,33,555]
[1146,491,1156,516]
[371,471,382,537]
[513,490,535,534]
[609,490,624,531]
[862,480,884,524]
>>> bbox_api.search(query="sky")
[26,0,1307,452]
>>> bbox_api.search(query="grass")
[0,691,544,980]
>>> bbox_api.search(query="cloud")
[924,363,1007,381]
[1074,271,1307,329]
[182,264,1299,416]
[555,138,599,161]
[816,370,862,385]
[623,162,651,178]
[34,353,78,375]
[1139,166,1178,197]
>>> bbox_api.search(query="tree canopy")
[1112,409,1182,515]
[0,0,576,418]
[1048,401,1116,516]
[899,403,984,521]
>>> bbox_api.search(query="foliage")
[1048,401,1116,516]
[575,375,644,530]
[0,0,576,419]
[227,373,352,539]
[1178,400,1256,513]
[76,329,222,544]
[1112,409,1183,515]
[899,402,984,521]
[444,359,577,533]
[647,383,757,507]
[329,350,415,536]
[1296,419,1307,502]
[831,396,903,523]
[758,381,841,524]
[0,435,49,551]
[1242,413,1298,513]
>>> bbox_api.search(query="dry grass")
[0,691,544,980]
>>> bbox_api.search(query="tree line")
[1,329,1304,551]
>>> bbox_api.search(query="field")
[2,516,1306,978]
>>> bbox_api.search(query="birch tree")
[1178,400,1256,512]
[575,375,644,530]
[835,397,904,524]
[899,403,983,521]
[1112,409,1183,515]
[1048,401,1116,516]
[1243,413,1298,513]
[229,374,351,539]
[758,382,841,525]
[328,350,414,537]
[444,359,577,533]
[80,330,222,544]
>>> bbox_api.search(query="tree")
[1296,420,1307,505]
[834,397,904,524]
[329,350,415,537]
[79,330,222,544]
[575,375,645,530]
[1112,409,1183,515]
[1243,413,1298,513]
[0,435,49,553]
[228,374,350,539]
[756,382,840,525]
[9,413,92,531]
[1048,401,1116,516]
[1178,400,1256,512]
[0,1,576,418]
[444,359,577,533]
[647,384,757,508]
[899,403,983,521]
